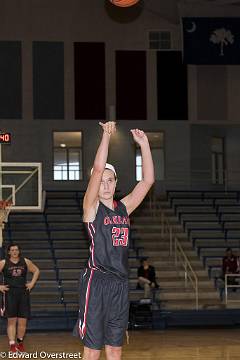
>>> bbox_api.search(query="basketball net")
[0,200,12,248]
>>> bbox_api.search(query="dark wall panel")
[33,41,64,119]
[0,41,22,119]
[74,42,106,120]
[116,51,147,120]
[157,51,188,120]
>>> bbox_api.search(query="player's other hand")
[0,285,9,293]
[130,129,148,146]
[99,121,116,136]
[26,282,34,291]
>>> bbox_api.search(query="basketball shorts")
[5,287,31,318]
[74,268,129,350]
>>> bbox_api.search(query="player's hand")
[99,121,116,136]
[26,282,34,291]
[0,285,9,293]
[130,129,148,146]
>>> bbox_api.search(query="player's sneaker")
[17,342,25,353]
[9,344,18,353]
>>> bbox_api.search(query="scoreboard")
[0,132,11,144]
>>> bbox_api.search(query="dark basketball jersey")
[3,257,28,288]
[85,200,130,279]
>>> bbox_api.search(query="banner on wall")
[182,17,240,64]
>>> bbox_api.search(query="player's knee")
[18,317,27,325]
[7,317,17,324]
[105,345,122,359]
[83,347,101,360]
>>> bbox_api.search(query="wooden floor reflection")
[1,329,240,359]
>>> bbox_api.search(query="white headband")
[91,163,117,177]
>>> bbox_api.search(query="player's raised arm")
[121,129,154,215]
[83,121,116,222]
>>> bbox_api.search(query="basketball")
[109,0,140,7]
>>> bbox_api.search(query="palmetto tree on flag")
[210,28,234,56]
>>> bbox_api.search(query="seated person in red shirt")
[137,257,159,298]
[222,247,239,289]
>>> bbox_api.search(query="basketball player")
[76,121,154,360]
[0,243,40,353]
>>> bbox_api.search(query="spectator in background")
[137,257,159,298]
[222,247,239,289]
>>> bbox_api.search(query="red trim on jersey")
[90,223,95,234]
[1,277,6,317]
[79,269,94,338]
[113,200,118,209]
[87,223,99,270]
[0,292,5,317]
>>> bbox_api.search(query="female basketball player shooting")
[77,121,154,360]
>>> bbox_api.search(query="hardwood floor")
[1,329,240,359]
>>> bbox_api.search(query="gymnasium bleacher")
[167,190,240,301]
[127,198,221,316]
[3,189,240,330]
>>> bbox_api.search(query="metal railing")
[161,211,199,310]
[147,186,160,218]
[225,274,240,306]
[161,213,173,256]
[174,236,199,310]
